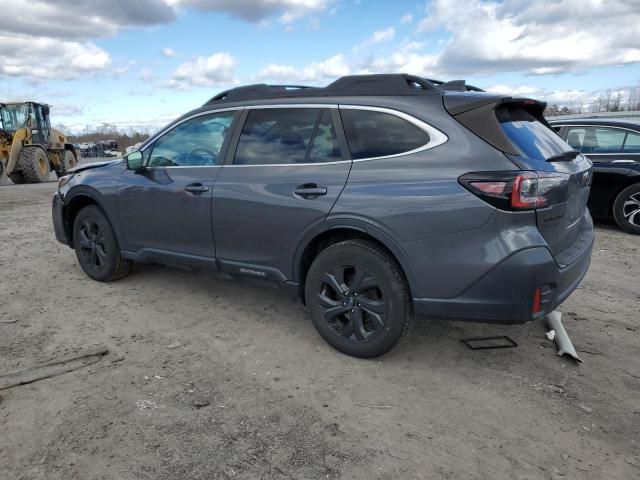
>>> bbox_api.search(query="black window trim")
[558,124,640,156]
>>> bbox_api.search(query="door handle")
[294,184,328,198]
[184,183,209,194]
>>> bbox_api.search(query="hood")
[68,159,122,174]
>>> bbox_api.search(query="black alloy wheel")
[318,263,387,342]
[72,205,132,281]
[305,240,412,358]
[77,219,109,272]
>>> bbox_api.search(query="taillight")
[459,171,569,211]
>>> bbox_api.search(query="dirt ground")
[0,179,638,480]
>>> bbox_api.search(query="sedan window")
[566,126,626,154]
[623,131,640,153]
[148,112,235,167]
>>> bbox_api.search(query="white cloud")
[412,0,640,76]
[255,54,349,82]
[162,47,176,57]
[0,34,111,80]
[370,27,395,44]
[169,52,238,89]
[171,0,331,24]
[399,13,413,24]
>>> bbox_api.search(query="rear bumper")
[52,191,69,246]
[413,216,593,324]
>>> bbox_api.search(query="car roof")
[549,118,640,130]
[202,74,485,106]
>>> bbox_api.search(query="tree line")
[545,85,640,116]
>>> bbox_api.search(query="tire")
[56,150,77,178]
[19,147,50,183]
[304,240,413,358]
[9,173,26,184]
[72,205,132,281]
[613,183,640,235]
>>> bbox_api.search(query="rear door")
[212,106,351,281]
[496,105,592,257]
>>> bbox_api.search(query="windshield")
[497,105,573,161]
[0,104,30,132]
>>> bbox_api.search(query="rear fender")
[292,216,417,294]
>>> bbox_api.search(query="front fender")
[62,184,124,248]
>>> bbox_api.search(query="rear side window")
[340,109,429,160]
[623,131,640,153]
[497,106,572,161]
[565,126,626,154]
[234,108,341,165]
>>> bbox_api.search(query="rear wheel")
[305,240,412,358]
[19,147,50,183]
[73,205,132,281]
[56,150,77,178]
[613,183,640,235]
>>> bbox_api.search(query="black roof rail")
[203,74,485,105]
[207,84,317,104]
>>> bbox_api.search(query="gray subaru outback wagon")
[52,74,594,357]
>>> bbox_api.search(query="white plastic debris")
[545,310,583,363]
[546,330,556,341]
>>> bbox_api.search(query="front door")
[212,107,351,281]
[117,110,237,261]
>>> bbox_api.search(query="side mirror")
[126,151,144,171]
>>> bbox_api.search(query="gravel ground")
[0,179,639,480]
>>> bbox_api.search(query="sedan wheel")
[613,184,640,235]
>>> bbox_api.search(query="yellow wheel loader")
[0,102,78,184]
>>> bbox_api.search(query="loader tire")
[9,173,26,184]
[19,147,51,183]
[56,150,77,178]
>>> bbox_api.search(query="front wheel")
[305,240,413,358]
[56,150,77,178]
[613,184,640,235]
[73,205,132,281]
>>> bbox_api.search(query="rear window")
[497,105,572,161]
[340,109,429,160]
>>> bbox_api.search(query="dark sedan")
[550,119,640,234]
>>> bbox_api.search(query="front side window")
[148,111,235,167]
[565,126,626,154]
[340,109,429,160]
[235,108,341,165]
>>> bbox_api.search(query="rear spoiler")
[444,93,548,156]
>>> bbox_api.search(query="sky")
[1,0,639,134]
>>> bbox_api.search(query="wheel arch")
[64,143,78,160]
[63,187,119,247]
[293,219,416,303]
